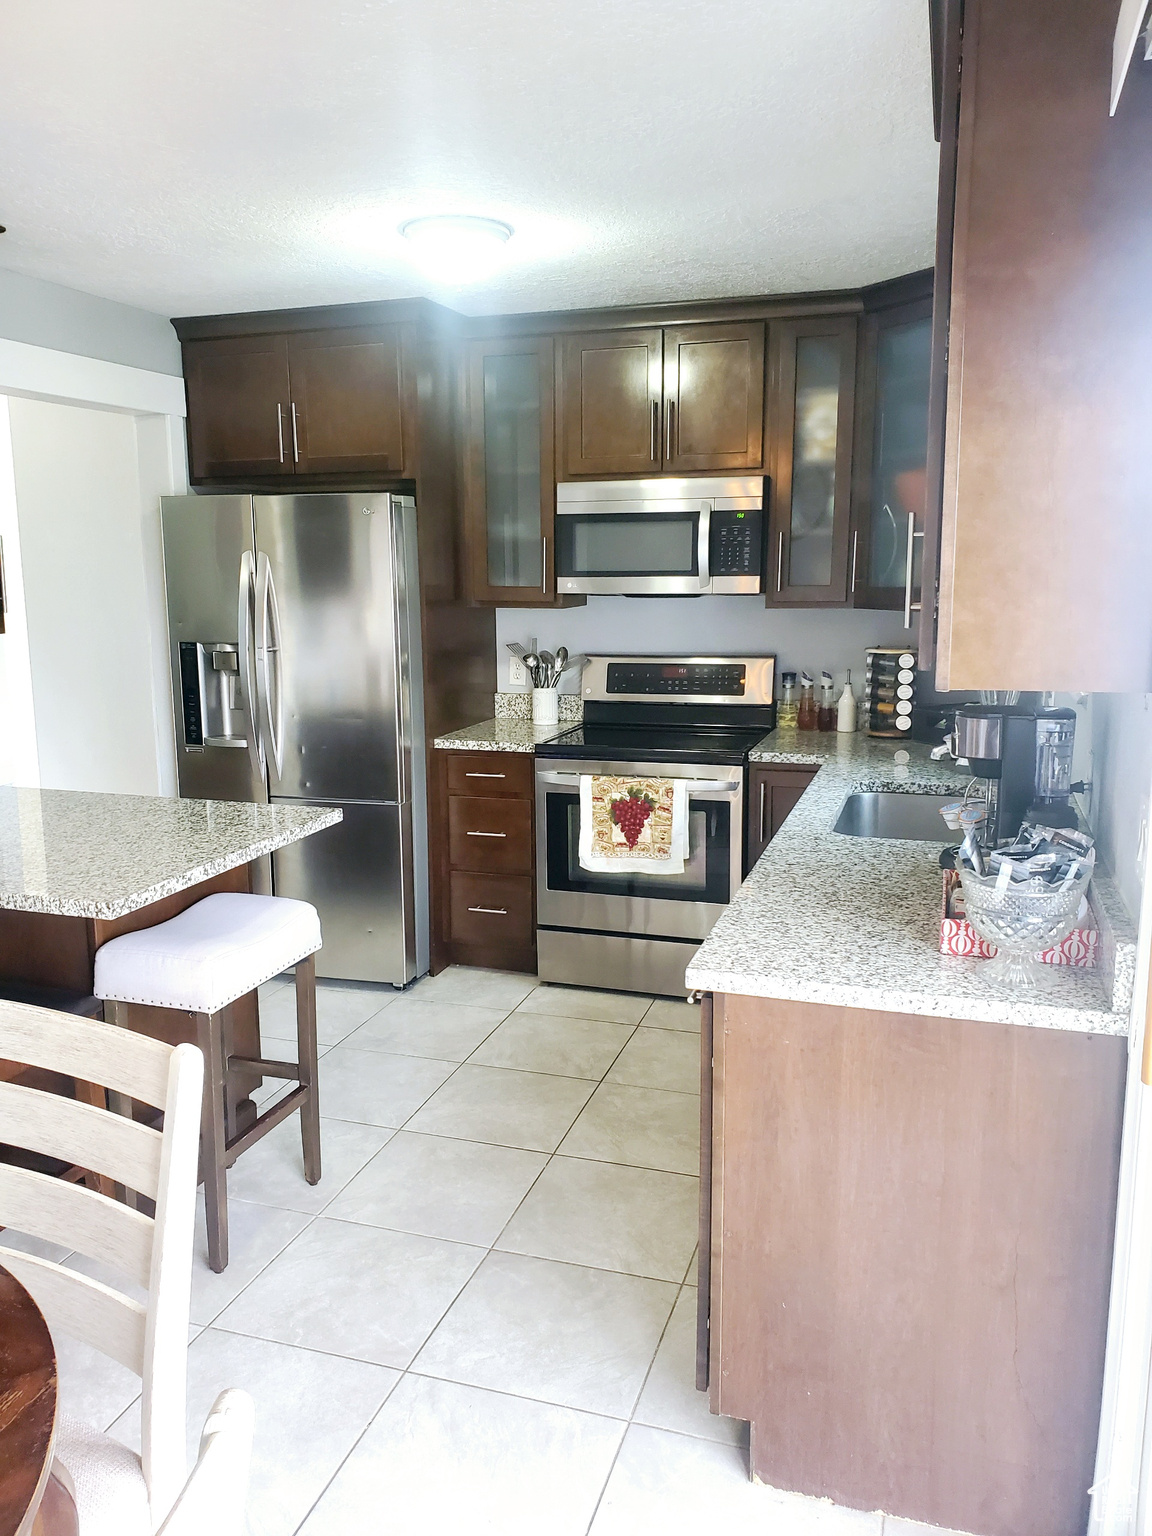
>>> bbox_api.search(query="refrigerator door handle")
[255,551,285,780]
[237,550,264,776]
[390,496,412,806]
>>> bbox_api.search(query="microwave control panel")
[710,507,763,591]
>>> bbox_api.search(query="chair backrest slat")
[0,1164,153,1289]
[0,1001,171,1107]
[0,1246,147,1372]
[0,1080,163,1197]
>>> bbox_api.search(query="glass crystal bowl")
[957,852,1095,991]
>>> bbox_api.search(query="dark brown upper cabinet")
[765,316,857,607]
[462,334,581,608]
[287,326,405,476]
[559,329,664,477]
[184,324,408,483]
[850,294,933,616]
[662,323,764,473]
[559,323,765,479]
[183,335,295,481]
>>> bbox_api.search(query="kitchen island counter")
[688,728,1134,1036]
[0,785,341,920]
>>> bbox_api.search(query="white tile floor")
[37,967,970,1536]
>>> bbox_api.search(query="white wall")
[0,399,39,786]
[1085,694,1152,921]
[0,267,181,376]
[495,597,911,692]
[6,397,175,795]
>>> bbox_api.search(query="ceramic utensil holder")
[532,687,559,725]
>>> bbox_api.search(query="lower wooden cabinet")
[434,750,536,973]
[448,872,534,958]
[745,764,818,872]
[700,991,1125,1534]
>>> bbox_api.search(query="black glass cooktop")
[539,722,770,766]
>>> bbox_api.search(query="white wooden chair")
[0,1000,213,1533]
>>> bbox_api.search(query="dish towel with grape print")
[577,775,690,875]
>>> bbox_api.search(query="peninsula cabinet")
[765,316,857,606]
[744,764,818,872]
[700,992,1125,1536]
[182,323,408,483]
[929,0,1152,692]
[558,322,765,479]
[461,334,582,607]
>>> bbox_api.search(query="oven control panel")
[606,662,746,697]
[584,655,775,707]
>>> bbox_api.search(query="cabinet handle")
[776,530,785,592]
[902,510,925,629]
[290,402,300,465]
[850,530,859,594]
[759,781,768,843]
[651,400,659,462]
[542,534,547,596]
[465,772,506,779]
[666,399,675,458]
[276,404,285,464]
[466,830,507,838]
[468,905,508,915]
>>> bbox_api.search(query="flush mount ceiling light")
[399,214,513,284]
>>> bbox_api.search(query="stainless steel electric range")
[535,655,776,998]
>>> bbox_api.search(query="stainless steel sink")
[833,791,957,841]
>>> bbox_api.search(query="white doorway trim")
[0,336,185,417]
[1092,785,1152,1535]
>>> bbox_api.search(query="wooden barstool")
[93,892,323,1272]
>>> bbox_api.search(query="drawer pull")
[465,771,506,778]
[467,905,508,915]
[466,830,507,838]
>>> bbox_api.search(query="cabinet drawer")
[450,873,534,950]
[448,796,533,873]
[446,752,534,798]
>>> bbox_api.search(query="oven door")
[554,501,711,595]
[535,758,744,941]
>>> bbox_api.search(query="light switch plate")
[509,655,527,687]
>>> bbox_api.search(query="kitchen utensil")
[506,642,528,662]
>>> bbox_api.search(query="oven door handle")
[537,770,740,795]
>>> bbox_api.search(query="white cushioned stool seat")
[94,892,322,1016]
[53,1413,152,1536]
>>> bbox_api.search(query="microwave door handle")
[697,500,713,589]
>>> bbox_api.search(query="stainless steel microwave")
[554,477,765,596]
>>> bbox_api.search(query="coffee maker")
[953,705,1079,844]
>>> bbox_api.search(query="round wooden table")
[0,1265,77,1536]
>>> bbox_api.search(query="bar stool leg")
[295,955,321,1186]
[196,1010,229,1272]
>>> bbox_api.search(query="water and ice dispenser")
[178,640,248,749]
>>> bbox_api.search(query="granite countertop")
[687,728,1135,1036]
[433,717,574,753]
[0,786,342,919]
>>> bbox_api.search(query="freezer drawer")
[270,798,416,985]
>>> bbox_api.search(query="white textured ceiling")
[0,0,938,318]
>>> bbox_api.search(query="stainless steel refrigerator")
[160,493,428,985]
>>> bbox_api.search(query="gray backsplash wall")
[1083,693,1152,921]
[495,597,911,692]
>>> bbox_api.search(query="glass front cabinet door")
[463,334,579,607]
[850,296,934,615]
[765,316,858,606]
